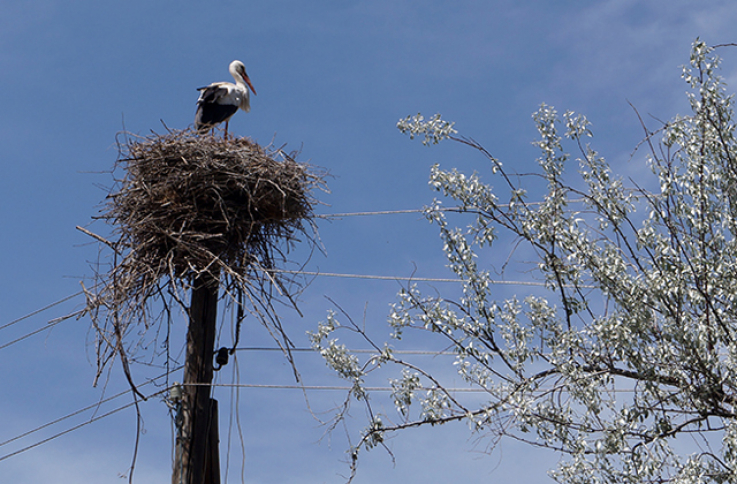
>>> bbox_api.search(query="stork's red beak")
[242,74,256,95]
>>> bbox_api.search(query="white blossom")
[397,113,457,145]
[316,40,737,484]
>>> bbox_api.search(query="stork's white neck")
[231,74,247,88]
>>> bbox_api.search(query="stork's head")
[229,60,256,95]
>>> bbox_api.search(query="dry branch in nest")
[81,129,325,381]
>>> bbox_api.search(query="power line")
[0,206,591,459]
[316,209,428,218]
[190,382,638,394]
[0,388,133,450]
[0,303,87,352]
[273,269,559,287]
[0,347,498,458]
[209,383,485,392]
[314,202,564,219]
[0,368,180,463]
[1,199,629,338]
[0,390,168,463]
[0,348,450,462]
[0,318,70,351]
[0,269,577,354]
[0,287,96,352]
[315,194,654,220]
[234,347,456,356]
[0,290,84,333]
[0,199,648,468]
[0,272,556,355]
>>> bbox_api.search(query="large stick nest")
[113,130,317,279]
[82,129,325,377]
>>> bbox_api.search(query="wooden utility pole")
[173,271,221,484]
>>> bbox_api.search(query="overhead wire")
[271,269,561,287]
[0,389,133,450]
[0,290,84,333]
[234,346,456,356]
[0,283,104,351]
[314,193,654,220]
[0,265,559,354]
[0,271,560,356]
[0,389,169,463]
[316,208,429,218]
[0,204,608,462]
[0,369,179,462]
[2,327,640,462]
[185,381,638,394]
[0,203,579,350]
[0,197,636,345]
[0,320,71,352]
[313,199,593,219]
[201,382,486,392]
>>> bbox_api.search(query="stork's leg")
[224,120,230,139]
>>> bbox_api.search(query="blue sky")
[2,1,737,483]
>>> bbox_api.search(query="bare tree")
[311,40,737,483]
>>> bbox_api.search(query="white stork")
[195,60,256,137]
